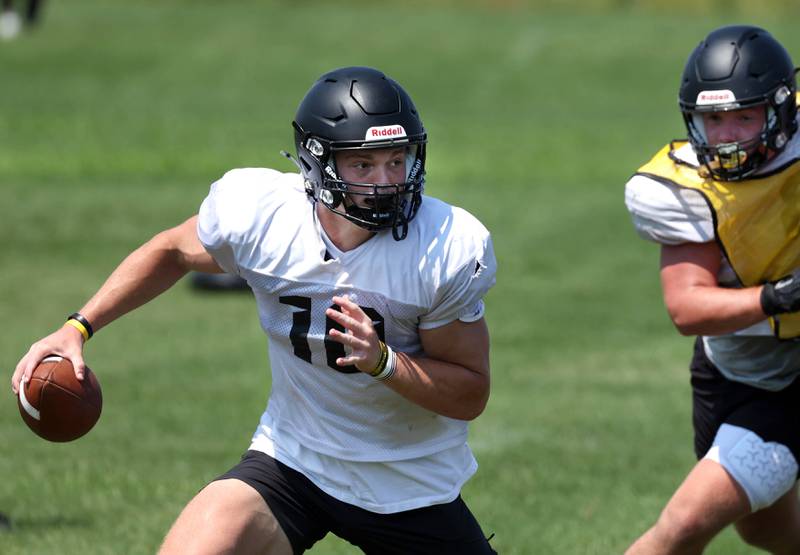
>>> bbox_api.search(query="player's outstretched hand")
[326,295,382,374]
[11,324,87,395]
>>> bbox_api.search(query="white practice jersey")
[197,168,497,513]
[624,135,800,390]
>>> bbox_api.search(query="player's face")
[702,106,766,146]
[335,147,407,187]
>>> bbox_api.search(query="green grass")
[1,1,796,553]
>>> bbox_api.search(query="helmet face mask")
[292,67,427,240]
[679,26,798,181]
[314,150,424,236]
[685,105,771,180]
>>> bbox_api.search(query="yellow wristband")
[65,318,90,341]
[373,345,396,381]
[369,341,389,377]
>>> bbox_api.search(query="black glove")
[760,269,800,315]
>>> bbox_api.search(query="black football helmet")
[679,25,798,180]
[292,66,427,241]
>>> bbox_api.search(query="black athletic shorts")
[690,337,800,470]
[215,450,497,555]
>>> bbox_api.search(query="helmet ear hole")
[319,188,342,208]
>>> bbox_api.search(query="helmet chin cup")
[716,143,748,170]
[697,135,765,180]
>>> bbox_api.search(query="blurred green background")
[2,1,798,553]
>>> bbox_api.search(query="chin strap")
[392,220,409,241]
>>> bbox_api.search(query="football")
[17,355,103,442]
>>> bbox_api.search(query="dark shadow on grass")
[189,272,251,293]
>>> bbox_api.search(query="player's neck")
[316,204,376,252]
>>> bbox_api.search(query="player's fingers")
[11,360,26,395]
[12,356,26,393]
[336,355,360,367]
[326,307,359,330]
[331,294,355,308]
[69,352,86,381]
[327,308,374,338]
[51,325,87,380]
[331,295,365,318]
[12,350,43,394]
[328,327,353,341]
[328,328,369,350]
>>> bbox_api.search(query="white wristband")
[373,344,396,381]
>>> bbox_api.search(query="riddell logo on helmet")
[365,125,407,141]
[696,90,736,106]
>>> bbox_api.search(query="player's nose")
[718,122,749,143]
[372,164,403,185]
[370,167,391,185]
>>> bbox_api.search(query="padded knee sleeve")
[704,424,798,512]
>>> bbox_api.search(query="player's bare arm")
[326,295,490,420]
[79,215,221,332]
[660,241,765,336]
[12,215,221,394]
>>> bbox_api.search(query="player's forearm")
[665,284,766,336]
[383,353,490,421]
[78,234,193,332]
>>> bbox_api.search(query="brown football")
[17,355,102,442]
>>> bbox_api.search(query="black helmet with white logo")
[292,67,427,240]
[679,25,798,180]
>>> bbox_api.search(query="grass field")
[1,2,797,553]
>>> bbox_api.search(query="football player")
[12,67,498,554]
[625,26,800,553]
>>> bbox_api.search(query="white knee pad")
[704,424,798,512]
